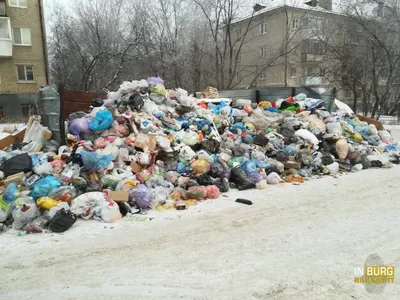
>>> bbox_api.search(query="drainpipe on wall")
[38,0,50,85]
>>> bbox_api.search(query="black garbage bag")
[214,178,230,193]
[117,202,132,217]
[253,134,269,147]
[202,139,220,153]
[128,93,144,110]
[48,208,77,233]
[360,155,371,169]
[322,153,335,166]
[230,166,255,191]
[0,153,32,177]
[194,173,214,186]
[92,97,104,107]
[209,162,224,178]
[276,151,289,163]
[184,179,199,189]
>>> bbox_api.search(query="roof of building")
[233,0,343,24]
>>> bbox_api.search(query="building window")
[292,18,300,29]
[303,40,326,55]
[260,47,267,57]
[17,65,34,82]
[260,22,267,34]
[259,72,266,79]
[8,0,27,8]
[305,67,314,76]
[344,89,352,98]
[13,28,31,46]
[290,67,297,78]
[0,18,11,40]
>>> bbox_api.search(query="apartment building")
[0,0,48,93]
[233,0,353,99]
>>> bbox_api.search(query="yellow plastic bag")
[259,101,272,108]
[336,139,349,160]
[191,159,210,174]
[36,197,60,210]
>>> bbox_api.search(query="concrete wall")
[0,0,47,93]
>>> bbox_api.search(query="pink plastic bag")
[187,186,208,200]
[206,185,220,199]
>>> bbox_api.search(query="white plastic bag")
[100,199,121,223]
[70,192,105,219]
[12,204,40,230]
[295,129,319,149]
[267,172,281,185]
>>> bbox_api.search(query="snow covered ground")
[1,126,400,300]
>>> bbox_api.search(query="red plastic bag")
[186,186,207,200]
[206,185,220,199]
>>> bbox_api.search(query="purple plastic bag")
[69,118,90,136]
[129,184,151,208]
[147,77,164,85]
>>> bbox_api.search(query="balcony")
[301,76,324,87]
[301,53,324,62]
[0,17,12,57]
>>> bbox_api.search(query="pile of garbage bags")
[0,79,399,235]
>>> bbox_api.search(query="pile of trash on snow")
[0,77,399,235]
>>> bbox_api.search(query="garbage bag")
[214,178,230,193]
[128,93,144,110]
[202,139,220,153]
[89,110,113,131]
[129,184,151,208]
[69,118,90,136]
[267,172,281,184]
[191,159,210,174]
[48,186,77,202]
[3,182,18,203]
[230,166,255,191]
[187,186,208,200]
[100,199,121,222]
[296,150,314,166]
[0,153,32,177]
[209,163,224,178]
[149,84,166,96]
[147,77,164,85]
[36,197,60,210]
[81,151,113,172]
[70,192,105,218]
[12,203,40,230]
[295,129,319,149]
[48,208,77,233]
[31,176,62,200]
[206,185,220,199]
[336,139,349,160]
[253,134,269,147]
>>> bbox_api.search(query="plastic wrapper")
[336,139,349,160]
[89,110,113,131]
[46,186,76,203]
[267,172,281,184]
[81,151,113,172]
[12,203,40,230]
[60,164,81,183]
[129,184,152,208]
[327,162,339,174]
[187,186,208,200]
[206,185,220,199]
[36,197,60,210]
[31,176,62,200]
[69,118,90,136]
[164,171,179,184]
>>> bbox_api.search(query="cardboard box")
[284,160,301,170]
[108,191,129,202]
[130,161,143,174]
[134,133,157,152]
[4,172,25,187]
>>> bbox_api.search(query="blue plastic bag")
[3,183,18,203]
[89,110,113,131]
[31,176,61,200]
[81,151,113,172]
